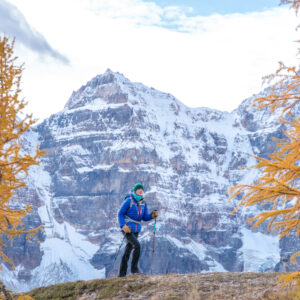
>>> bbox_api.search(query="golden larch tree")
[0,36,45,299]
[228,0,300,294]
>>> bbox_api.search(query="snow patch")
[240,227,280,272]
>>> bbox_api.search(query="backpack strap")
[124,194,142,224]
[124,216,141,224]
[129,195,135,210]
[124,194,135,210]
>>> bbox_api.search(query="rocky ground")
[22,272,298,300]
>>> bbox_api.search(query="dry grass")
[22,272,299,300]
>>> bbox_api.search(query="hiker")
[118,183,159,277]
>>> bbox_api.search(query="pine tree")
[0,36,45,299]
[228,0,300,293]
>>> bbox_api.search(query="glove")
[122,224,131,233]
[151,210,159,218]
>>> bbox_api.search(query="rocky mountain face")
[1,69,299,291]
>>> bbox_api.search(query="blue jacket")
[118,190,153,233]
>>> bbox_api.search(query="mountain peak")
[87,68,130,87]
[99,68,130,84]
[64,69,131,109]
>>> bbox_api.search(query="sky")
[143,0,280,15]
[1,0,300,122]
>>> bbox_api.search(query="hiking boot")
[130,269,143,275]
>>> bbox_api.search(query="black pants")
[119,231,140,276]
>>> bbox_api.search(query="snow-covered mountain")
[1,69,299,291]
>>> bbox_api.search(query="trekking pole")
[108,235,126,278]
[150,215,157,275]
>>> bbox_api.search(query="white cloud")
[0,0,69,64]
[5,0,300,122]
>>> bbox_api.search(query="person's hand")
[122,224,131,233]
[151,210,159,218]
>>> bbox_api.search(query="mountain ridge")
[1,69,299,292]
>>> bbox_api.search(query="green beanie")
[133,183,144,192]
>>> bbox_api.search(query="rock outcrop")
[1,69,298,291]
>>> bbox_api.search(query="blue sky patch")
[144,0,280,16]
